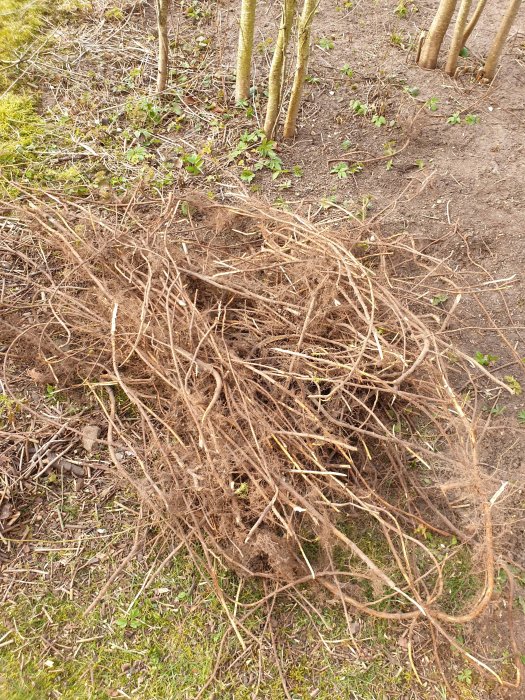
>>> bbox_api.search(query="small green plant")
[128,97,164,125]
[350,99,368,116]
[228,130,260,161]
[330,162,349,179]
[474,351,498,367]
[415,158,425,169]
[465,114,480,125]
[235,98,249,109]
[316,37,334,51]
[104,6,124,21]
[240,168,255,183]
[517,409,525,423]
[234,482,249,498]
[357,194,373,221]
[390,32,405,47]
[457,668,473,685]
[404,85,420,97]
[447,112,461,125]
[125,145,149,164]
[255,137,277,158]
[331,161,363,179]
[349,162,363,174]
[229,131,283,181]
[182,152,204,175]
[504,375,522,395]
[395,1,408,17]
[45,384,56,399]
[431,293,448,306]
[0,393,19,426]
[114,608,145,630]
[371,114,386,127]
[320,195,337,208]
[459,46,469,58]
[186,1,210,20]
[425,97,439,111]
[254,137,283,176]
[487,405,506,416]
[340,64,354,77]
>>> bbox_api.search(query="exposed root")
[0,192,520,685]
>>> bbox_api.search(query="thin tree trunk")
[418,0,458,69]
[156,0,170,93]
[283,0,318,139]
[482,0,522,80]
[263,0,297,138]
[463,0,489,44]
[235,0,257,102]
[445,0,472,75]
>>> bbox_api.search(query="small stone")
[71,464,85,477]
[82,424,100,453]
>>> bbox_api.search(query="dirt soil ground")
[1,1,525,698]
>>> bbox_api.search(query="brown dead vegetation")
[0,193,521,686]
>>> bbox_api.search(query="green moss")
[0,93,43,162]
[0,1,47,75]
[0,0,91,83]
[0,546,497,699]
[441,548,482,614]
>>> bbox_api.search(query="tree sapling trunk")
[482,0,522,80]
[283,0,318,139]
[462,0,489,45]
[235,0,257,102]
[263,0,297,138]
[418,0,458,69]
[156,0,171,93]
[445,0,472,75]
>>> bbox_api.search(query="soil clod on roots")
[0,193,515,684]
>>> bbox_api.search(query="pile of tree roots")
[2,194,513,680]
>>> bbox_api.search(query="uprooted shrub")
[0,194,519,685]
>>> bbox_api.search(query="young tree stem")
[482,0,522,80]
[235,0,257,102]
[283,0,318,139]
[156,0,171,93]
[263,0,297,138]
[462,0,489,45]
[418,0,458,69]
[445,0,472,75]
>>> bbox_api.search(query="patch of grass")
[0,552,390,699]
[1,537,467,700]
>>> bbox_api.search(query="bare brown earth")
[1,1,525,698]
